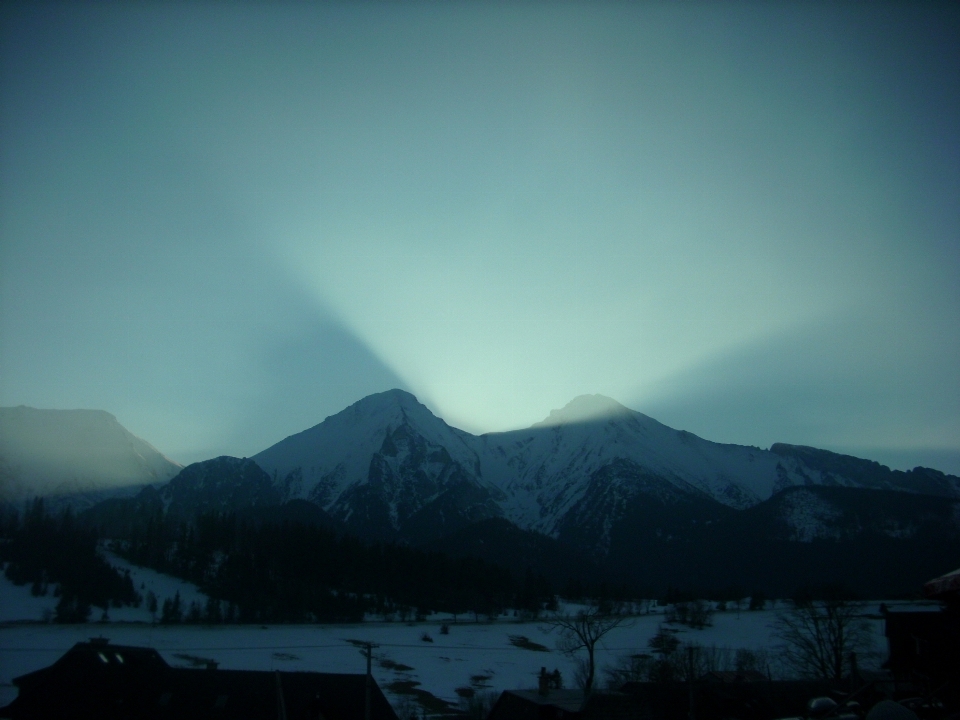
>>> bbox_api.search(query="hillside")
[0,406,181,505]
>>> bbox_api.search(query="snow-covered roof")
[923,567,960,599]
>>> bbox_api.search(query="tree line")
[113,508,558,623]
[0,499,139,622]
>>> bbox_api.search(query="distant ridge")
[770,443,960,498]
[0,405,181,504]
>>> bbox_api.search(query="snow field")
[1,558,907,713]
[0,607,891,713]
[0,553,208,625]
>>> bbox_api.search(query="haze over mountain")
[0,406,181,504]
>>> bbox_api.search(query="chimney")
[206,660,219,671]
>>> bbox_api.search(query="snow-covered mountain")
[476,394,800,533]
[250,389,960,550]
[0,406,181,505]
[252,390,503,541]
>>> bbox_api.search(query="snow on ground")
[1,557,910,713]
[0,553,207,625]
[101,550,208,623]
[0,606,895,712]
[0,571,57,624]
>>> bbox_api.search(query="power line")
[0,642,656,652]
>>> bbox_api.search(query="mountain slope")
[770,443,960,498]
[82,458,343,537]
[0,406,181,503]
[253,390,503,542]
[249,390,960,552]
[475,395,806,537]
[609,485,960,596]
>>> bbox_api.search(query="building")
[0,638,399,720]
[882,567,960,709]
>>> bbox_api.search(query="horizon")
[4,389,958,478]
[1,3,957,474]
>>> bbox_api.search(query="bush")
[607,640,772,687]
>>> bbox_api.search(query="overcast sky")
[1,2,958,473]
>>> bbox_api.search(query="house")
[487,688,588,720]
[882,567,960,708]
[0,638,399,720]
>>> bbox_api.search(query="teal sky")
[2,2,958,472]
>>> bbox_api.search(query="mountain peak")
[346,388,434,421]
[533,394,633,428]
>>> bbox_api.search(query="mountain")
[476,394,802,535]
[253,390,503,542]
[82,457,342,537]
[0,406,181,505]
[158,456,281,518]
[250,390,960,555]
[58,389,960,596]
[770,443,960,497]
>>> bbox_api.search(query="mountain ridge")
[14,389,946,597]
[7,391,959,578]
[248,389,960,551]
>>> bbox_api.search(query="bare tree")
[542,602,630,693]
[772,598,875,680]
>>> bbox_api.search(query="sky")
[1,2,958,473]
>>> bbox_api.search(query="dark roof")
[508,689,587,712]
[924,567,960,600]
[0,640,398,720]
[488,689,587,720]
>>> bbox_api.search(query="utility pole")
[362,642,380,720]
[275,670,288,720]
[687,645,695,720]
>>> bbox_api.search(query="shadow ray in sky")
[638,314,960,475]
[223,317,412,460]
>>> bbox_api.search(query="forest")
[0,501,557,624]
[0,499,139,622]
